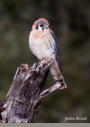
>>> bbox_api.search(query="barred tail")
[50,60,67,89]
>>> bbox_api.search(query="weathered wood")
[0,59,61,123]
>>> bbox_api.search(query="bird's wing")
[49,30,62,73]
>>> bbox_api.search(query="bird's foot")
[44,57,49,60]
[38,61,41,64]
[38,58,53,64]
[44,57,53,61]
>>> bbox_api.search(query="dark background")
[0,0,90,123]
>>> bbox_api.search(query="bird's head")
[32,18,49,31]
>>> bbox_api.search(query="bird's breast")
[30,29,49,39]
[29,30,56,60]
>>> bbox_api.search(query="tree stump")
[0,59,62,123]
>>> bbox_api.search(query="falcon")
[29,18,67,89]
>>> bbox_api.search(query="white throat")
[38,26,43,31]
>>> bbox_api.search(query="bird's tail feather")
[50,60,67,89]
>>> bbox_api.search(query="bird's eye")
[40,24,43,27]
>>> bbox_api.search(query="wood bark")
[0,59,61,123]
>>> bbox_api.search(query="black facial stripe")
[36,25,38,29]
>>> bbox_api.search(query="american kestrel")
[29,18,67,89]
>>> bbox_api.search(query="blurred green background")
[0,0,90,123]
